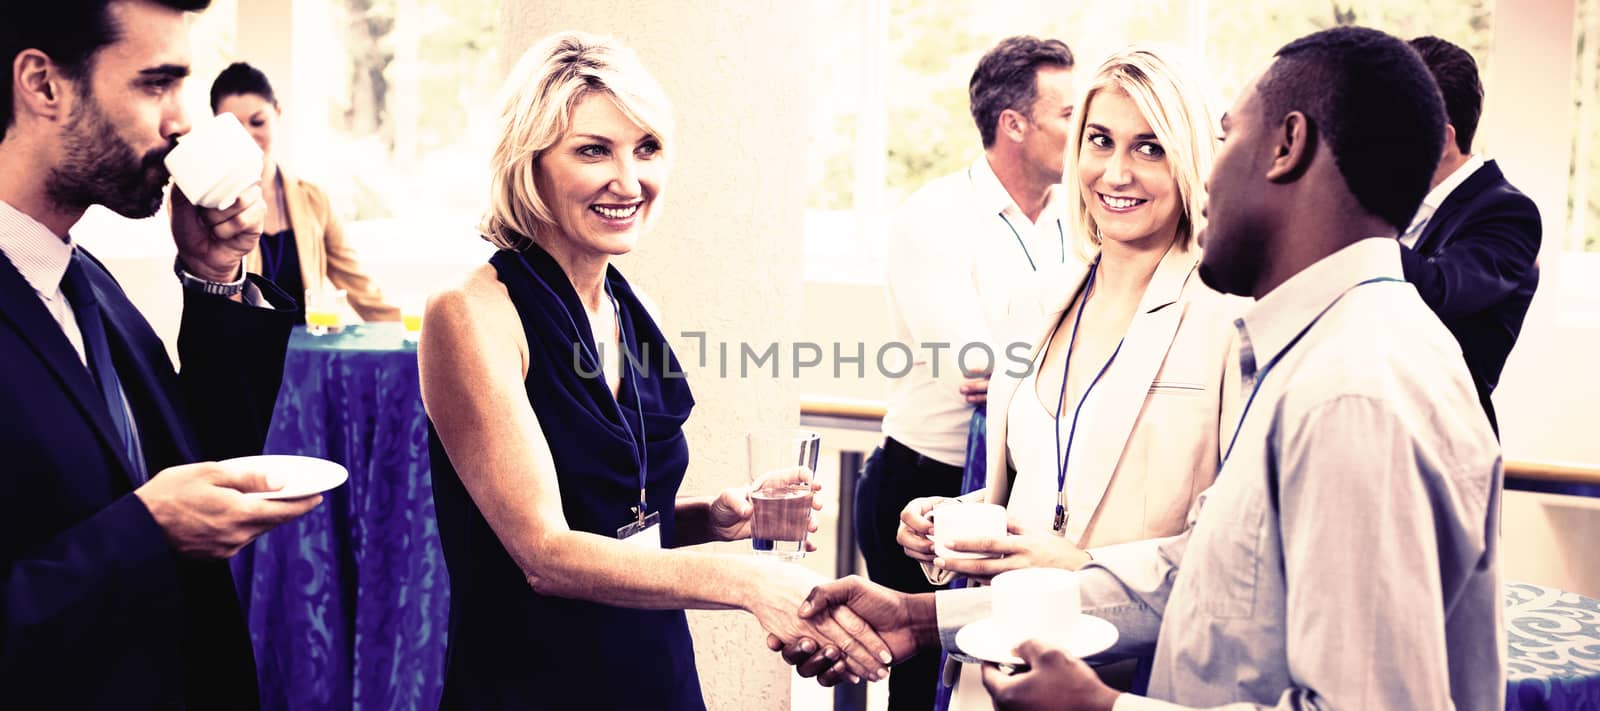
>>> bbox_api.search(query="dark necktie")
[60,251,147,483]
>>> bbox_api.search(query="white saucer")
[222,455,348,500]
[928,535,1000,560]
[953,614,1118,666]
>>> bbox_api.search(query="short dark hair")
[1,0,211,142]
[1256,26,1444,232]
[1408,36,1482,154]
[969,36,1074,148]
[210,61,277,112]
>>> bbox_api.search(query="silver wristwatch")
[173,258,247,297]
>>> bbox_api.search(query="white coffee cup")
[991,567,1081,651]
[930,502,1007,559]
[164,112,264,209]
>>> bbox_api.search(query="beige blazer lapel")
[276,166,326,293]
[1059,245,1198,543]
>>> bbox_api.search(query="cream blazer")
[945,243,1247,711]
[243,166,400,322]
[984,242,1245,548]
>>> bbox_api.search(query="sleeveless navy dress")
[429,243,703,709]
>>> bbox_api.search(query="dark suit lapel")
[0,249,138,482]
[1415,161,1501,255]
[79,252,201,466]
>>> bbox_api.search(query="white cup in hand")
[992,567,1080,651]
[930,502,1007,559]
[164,112,264,209]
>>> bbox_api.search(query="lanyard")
[1218,276,1405,472]
[514,251,652,523]
[1044,260,1124,532]
[997,212,1065,272]
[968,164,1064,271]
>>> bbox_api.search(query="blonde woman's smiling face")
[534,91,667,257]
[1077,89,1183,251]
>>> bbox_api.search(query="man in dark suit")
[1401,36,1542,432]
[0,1,322,707]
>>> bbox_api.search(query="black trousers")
[853,437,965,710]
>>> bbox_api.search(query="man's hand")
[768,575,939,686]
[960,376,990,405]
[897,495,958,562]
[981,639,1121,711]
[134,461,322,559]
[171,183,265,283]
[934,529,1091,582]
[745,564,894,682]
[707,465,823,549]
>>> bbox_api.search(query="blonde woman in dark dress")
[420,31,890,709]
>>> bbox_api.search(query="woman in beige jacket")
[896,46,1246,709]
[210,62,398,322]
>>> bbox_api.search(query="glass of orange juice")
[401,298,424,344]
[305,288,346,336]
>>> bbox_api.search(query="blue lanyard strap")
[608,282,651,521]
[997,212,1066,272]
[1044,260,1125,531]
[1217,276,1405,471]
[512,251,651,521]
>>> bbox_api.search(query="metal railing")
[800,395,1600,488]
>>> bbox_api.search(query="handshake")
[751,574,1122,711]
[759,575,936,686]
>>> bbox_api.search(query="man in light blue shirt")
[778,26,1504,711]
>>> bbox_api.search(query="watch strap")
[173,258,247,297]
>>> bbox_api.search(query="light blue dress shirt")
[938,238,1504,710]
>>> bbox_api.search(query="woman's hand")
[896,495,958,562]
[744,562,892,683]
[932,529,1091,583]
[707,466,824,550]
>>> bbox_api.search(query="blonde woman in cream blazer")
[986,242,1239,551]
[907,242,1244,711]
[892,46,1246,710]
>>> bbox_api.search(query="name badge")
[616,510,661,549]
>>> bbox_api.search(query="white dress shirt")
[881,156,1076,465]
[938,238,1504,710]
[0,200,91,365]
[1400,154,1484,247]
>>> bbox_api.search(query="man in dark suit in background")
[1401,35,1542,432]
[0,1,321,707]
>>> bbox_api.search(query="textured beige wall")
[502,2,809,708]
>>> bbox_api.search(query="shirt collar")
[1421,154,1484,215]
[0,199,74,299]
[1237,237,1404,373]
[968,154,1064,223]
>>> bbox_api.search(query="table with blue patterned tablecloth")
[230,323,447,711]
[1506,581,1600,710]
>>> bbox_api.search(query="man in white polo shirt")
[859,34,1077,710]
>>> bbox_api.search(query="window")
[292,0,504,261]
[1203,0,1493,104]
[1570,0,1600,253]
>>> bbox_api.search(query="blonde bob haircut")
[1067,45,1217,261]
[481,31,674,250]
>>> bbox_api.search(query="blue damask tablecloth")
[1506,581,1600,710]
[231,323,447,710]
